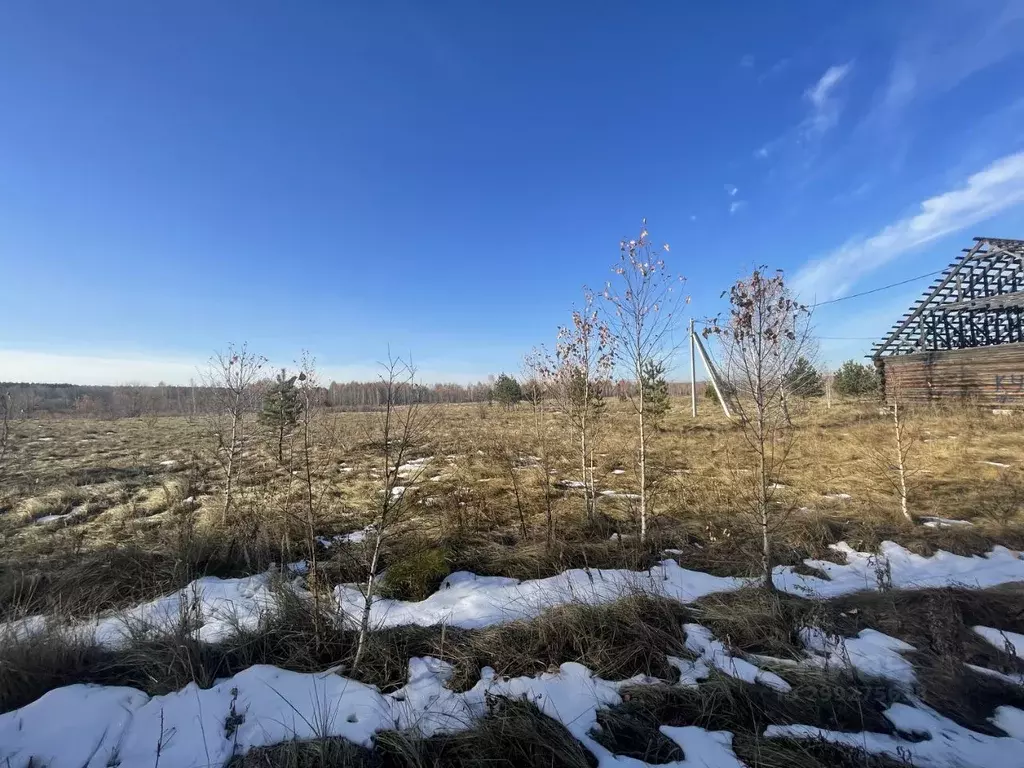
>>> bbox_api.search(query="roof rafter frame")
[872,237,1024,358]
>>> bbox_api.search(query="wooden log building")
[871,237,1024,408]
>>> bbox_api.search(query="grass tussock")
[0,624,115,713]
[0,591,690,712]
[234,698,596,768]
[608,672,902,768]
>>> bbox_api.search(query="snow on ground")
[335,561,746,630]
[798,627,916,685]
[600,489,641,500]
[340,541,1024,631]
[968,663,1024,686]
[2,573,288,648]
[773,541,1024,597]
[321,525,376,546]
[975,626,1024,658]
[9,541,1024,652]
[921,516,974,528]
[681,624,791,692]
[397,456,433,473]
[7,537,1024,768]
[766,699,1024,768]
[0,657,747,768]
[34,513,72,525]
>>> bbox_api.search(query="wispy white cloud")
[724,184,739,196]
[729,200,747,215]
[757,57,790,83]
[802,62,853,137]
[793,150,1024,301]
[874,2,1024,120]
[739,54,755,69]
[754,145,770,159]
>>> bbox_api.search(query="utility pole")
[689,317,697,417]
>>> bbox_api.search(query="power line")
[810,269,944,308]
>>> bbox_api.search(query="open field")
[2,396,1024,767]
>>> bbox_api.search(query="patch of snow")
[2,573,289,648]
[557,479,586,489]
[326,526,376,546]
[34,514,71,525]
[397,457,433,474]
[774,541,1024,598]
[158,460,177,467]
[600,490,641,500]
[391,486,406,499]
[975,626,1024,659]
[967,663,1024,686]
[430,474,443,481]
[982,460,1012,468]
[823,492,852,500]
[766,699,1024,768]
[921,516,974,528]
[663,548,684,555]
[799,627,916,685]
[684,624,791,692]
[0,658,747,768]
[993,706,1024,739]
[336,561,744,631]
[659,726,747,768]
[611,469,626,475]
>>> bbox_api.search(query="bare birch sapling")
[204,343,266,525]
[603,220,685,542]
[351,354,433,674]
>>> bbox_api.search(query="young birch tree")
[543,291,613,525]
[205,343,267,525]
[867,369,916,524]
[603,221,685,542]
[351,354,433,674]
[523,351,558,548]
[706,269,810,591]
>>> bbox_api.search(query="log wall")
[880,342,1024,407]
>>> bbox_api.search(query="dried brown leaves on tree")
[704,268,811,589]
[536,290,613,524]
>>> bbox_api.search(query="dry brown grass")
[2,398,1024,765]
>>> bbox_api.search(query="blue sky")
[2,1,1023,384]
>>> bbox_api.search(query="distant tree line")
[0,377,705,420]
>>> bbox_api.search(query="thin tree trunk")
[638,364,647,542]
[222,402,240,525]
[756,405,775,592]
[580,416,591,522]
[893,399,912,522]
[352,530,384,674]
[509,462,528,538]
